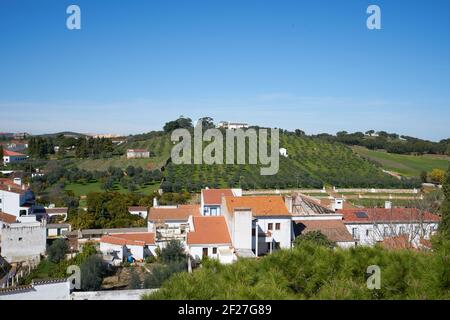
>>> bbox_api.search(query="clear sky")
[1,0,449,141]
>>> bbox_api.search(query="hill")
[352,146,450,177]
[162,132,420,191]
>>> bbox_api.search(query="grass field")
[65,181,160,197]
[352,146,450,177]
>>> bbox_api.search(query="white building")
[338,208,440,247]
[279,148,288,157]
[1,220,47,263]
[128,206,148,219]
[2,150,28,164]
[126,149,150,159]
[99,233,156,265]
[216,121,249,130]
[0,211,17,239]
[186,216,235,264]
[222,195,292,256]
[0,178,35,218]
[0,279,71,300]
[147,204,200,245]
[200,188,241,216]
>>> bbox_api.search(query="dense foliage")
[47,239,69,263]
[293,231,336,249]
[439,167,450,239]
[144,241,450,300]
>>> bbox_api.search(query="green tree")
[129,268,142,289]
[159,240,186,263]
[81,255,105,291]
[47,239,68,263]
[439,167,450,239]
[294,231,336,248]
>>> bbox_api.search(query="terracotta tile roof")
[339,208,440,224]
[128,206,148,212]
[0,184,26,195]
[0,211,17,224]
[202,189,234,205]
[224,196,290,216]
[187,216,232,245]
[295,219,354,242]
[148,204,200,221]
[100,232,155,246]
[3,149,26,156]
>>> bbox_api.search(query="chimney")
[385,201,392,209]
[13,178,22,186]
[332,198,344,211]
[153,197,158,208]
[284,195,293,213]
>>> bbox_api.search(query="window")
[211,208,217,216]
[384,227,390,237]
[202,248,208,257]
[366,229,372,237]
[399,226,405,234]
[352,228,359,239]
[252,228,256,236]
[212,247,217,254]
[268,223,273,230]
[275,223,281,230]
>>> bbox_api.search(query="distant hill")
[36,131,88,138]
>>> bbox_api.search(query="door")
[202,248,208,258]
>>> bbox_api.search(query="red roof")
[148,204,200,221]
[100,233,155,246]
[339,208,440,224]
[202,189,234,205]
[224,196,290,216]
[3,149,26,157]
[187,216,232,245]
[296,219,354,242]
[0,211,17,224]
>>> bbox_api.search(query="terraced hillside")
[162,132,420,191]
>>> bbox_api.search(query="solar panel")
[356,211,368,218]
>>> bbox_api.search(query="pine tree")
[439,166,450,239]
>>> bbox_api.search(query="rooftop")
[339,208,440,224]
[187,216,231,245]
[100,232,155,246]
[0,211,17,224]
[202,188,234,205]
[148,204,200,221]
[295,219,354,242]
[224,196,290,217]
[2,149,26,157]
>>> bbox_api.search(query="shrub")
[47,239,68,263]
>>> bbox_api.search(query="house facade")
[99,233,156,265]
[338,208,440,247]
[128,206,148,219]
[2,150,28,164]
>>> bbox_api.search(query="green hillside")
[352,146,450,177]
[162,132,420,191]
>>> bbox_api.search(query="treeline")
[28,135,117,159]
[305,130,450,155]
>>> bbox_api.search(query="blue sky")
[0,0,449,141]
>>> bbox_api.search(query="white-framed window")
[211,208,217,216]
[352,228,359,239]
